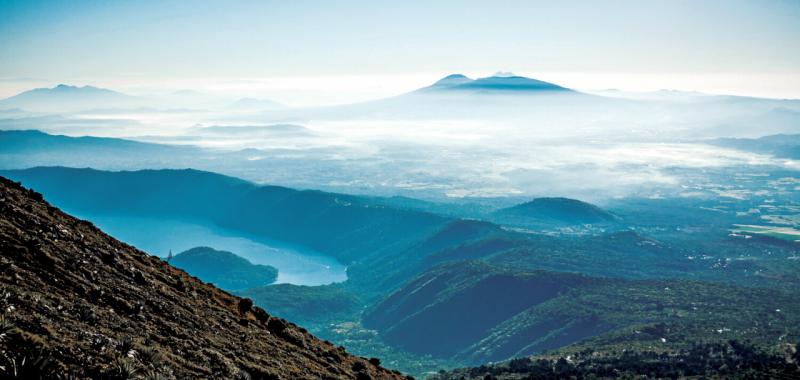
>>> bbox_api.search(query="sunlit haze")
[2,0,800,103]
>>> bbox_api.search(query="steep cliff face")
[0,176,407,380]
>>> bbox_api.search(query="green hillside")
[170,246,278,291]
[365,261,800,364]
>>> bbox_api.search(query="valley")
[3,165,799,377]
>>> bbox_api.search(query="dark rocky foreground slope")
[0,176,407,379]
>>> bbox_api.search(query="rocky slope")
[0,176,407,379]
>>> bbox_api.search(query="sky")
[1,0,799,103]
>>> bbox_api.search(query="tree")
[166,250,173,263]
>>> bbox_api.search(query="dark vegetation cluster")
[432,341,800,380]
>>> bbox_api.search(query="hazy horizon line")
[2,70,799,106]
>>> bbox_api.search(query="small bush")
[74,304,96,323]
[106,357,139,380]
[0,315,18,339]
[138,345,164,367]
[116,336,134,356]
[1,352,57,379]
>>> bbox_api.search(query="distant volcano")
[421,73,573,93]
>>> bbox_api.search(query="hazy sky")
[1,0,799,102]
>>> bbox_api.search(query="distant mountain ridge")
[709,133,800,159]
[430,74,474,87]
[0,84,144,112]
[16,84,127,97]
[0,129,159,153]
[261,73,601,121]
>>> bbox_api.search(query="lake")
[80,214,348,286]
